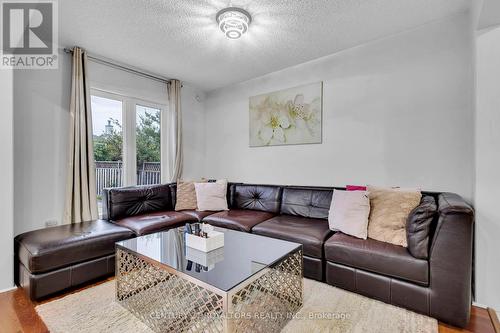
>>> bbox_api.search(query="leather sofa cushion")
[281,187,333,219]
[180,210,217,222]
[324,233,429,285]
[406,196,437,259]
[105,184,173,220]
[202,209,274,232]
[14,220,134,274]
[252,215,332,258]
[231,184,282,213]
[113,211,195,235]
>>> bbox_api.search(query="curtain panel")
[166,79,183,182]
[63,47,99,224]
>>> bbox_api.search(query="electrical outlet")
[45,219,58,227]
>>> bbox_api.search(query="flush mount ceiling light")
[216,7,252,40]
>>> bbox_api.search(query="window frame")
[90,88,167,187]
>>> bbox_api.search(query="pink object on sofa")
[346,185,367,191]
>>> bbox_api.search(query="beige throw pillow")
[194,180,229,211]
[328,190,371,239]
[175,180,206,211]
[367,186,421,247]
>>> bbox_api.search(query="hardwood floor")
[0,279,496,333]
[438,307,497,333]
[0,287,47,333]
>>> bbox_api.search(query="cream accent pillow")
[328,190,371,239]
[175,179,206,211]
[367,186,422,247]
[194,180,228,211]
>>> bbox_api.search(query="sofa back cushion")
[169,183,178,207]
[367,186,422,247]
[175,180,207,211]
[406,195,437,259]
[328,189,370,239]
[231,184,282,213]
[194,181,229,211]
[281,186,334,219]
[105,184,172,220]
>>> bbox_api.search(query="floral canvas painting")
[249,82,322,147]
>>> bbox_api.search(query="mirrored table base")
[116,248,303,333]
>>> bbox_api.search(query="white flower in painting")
[287,94,321,135]
[287,94,312,121]
[258,110,291,145]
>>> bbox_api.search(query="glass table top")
[116,226,302,292]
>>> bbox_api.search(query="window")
[91,95,124,206]
[91,90,166,215]
[136,105,161,185]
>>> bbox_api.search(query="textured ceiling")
[60,0,475,91]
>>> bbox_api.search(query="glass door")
[136,104,161,185]
[90,94,124,215]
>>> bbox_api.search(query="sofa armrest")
[429,192,474,327]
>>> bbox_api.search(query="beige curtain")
[63,47,98,224]
[166,79,183,181]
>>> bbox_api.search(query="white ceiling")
[60,0,477,91]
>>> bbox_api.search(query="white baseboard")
[0,285,17,294]
[473,301,489,309]
[473,302,500,320]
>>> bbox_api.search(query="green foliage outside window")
[93,111,160,163]
[136,110,161,164]
[93,118,122,161]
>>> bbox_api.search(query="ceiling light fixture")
[216,7,252,40]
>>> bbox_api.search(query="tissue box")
[186,230,224,252]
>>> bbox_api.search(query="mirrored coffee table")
[115,226,303,333]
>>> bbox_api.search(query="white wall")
[13,50,205,235]
[13,49,71,236]
[181,85,206,179]
[475,25,500,311]
[0,68,14,290]
[204,12,475,200]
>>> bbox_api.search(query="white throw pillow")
[328,189,371,239]
[194,181,229,211]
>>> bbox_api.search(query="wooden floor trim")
[488,308,500,333]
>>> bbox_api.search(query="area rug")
[36,279,437,333]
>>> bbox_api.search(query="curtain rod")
[63,47,171,84]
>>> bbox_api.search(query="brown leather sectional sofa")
[14,182,474,328]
